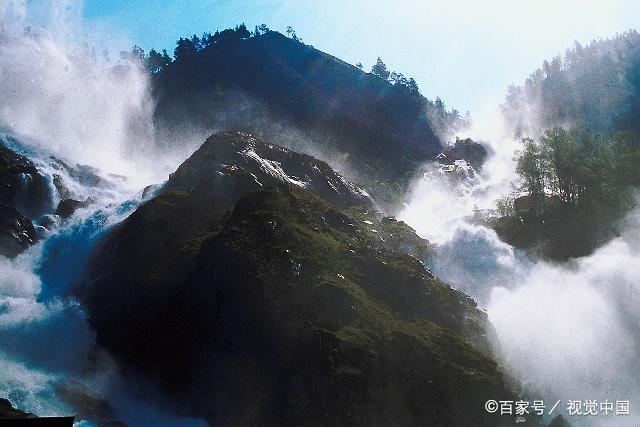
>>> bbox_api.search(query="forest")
[123,24,469,143]
[494,31,640,259]
[502,30,640,136]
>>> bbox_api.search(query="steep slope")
[80,131,522,426]
[0,136,53,257]
[0,137,52,218]
[152,31,442,202]
[0,204,37,258]
[0,134,131,257]
[502,30,640,136]
[0,398,34,419]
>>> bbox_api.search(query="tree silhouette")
[236,23,251,39]
[146,48,164,73]
[254,24,269,36]
[191,34,202,50]
[201,32,214,47]
[285,26,299,41]
[161,49,172,67]
[406,78,420,96]
[371,57,390,80]
[174,37,197,61]
[434,97,445,113]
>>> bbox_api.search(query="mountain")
[79,131,521,426]
[502,30,640,136]
[495,31,640,260]
[151,31,459,208]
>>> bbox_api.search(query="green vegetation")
[496,31,640,260]
[516,128,640,211]
[123,24,469,148]
[123,23,256,71]
[346,205,436,262]
[502,30,640,135]
[492,127,640,259]
[82,132,520,426]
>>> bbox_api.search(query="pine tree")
[371,57,390,80]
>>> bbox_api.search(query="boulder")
[0,204,37,258]
[0,139,52,218]
[440,137,488,168]
[55,198,94,219]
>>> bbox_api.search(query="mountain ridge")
[150,31,468,209]
[79,131,522,426]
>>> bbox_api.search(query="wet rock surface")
[439,137,488,169]
[80,131,523,426]
[0,204,37,258]
[0,139,52,218]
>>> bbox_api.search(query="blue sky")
[79,0,640,115]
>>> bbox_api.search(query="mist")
[0,0,186,190]
[398,105,640,424]
[502,29,640,139]
[489,222,640,418]
[0,3,339,423]
[0,0,638,425]
[0,1,208,424]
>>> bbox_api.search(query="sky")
[27,0,640,115]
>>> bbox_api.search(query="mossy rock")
[81,132,525,426]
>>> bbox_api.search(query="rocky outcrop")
[0,205,37,258]
[49,157,120,193]
[164,131,374,211]
[80,132,524,426]
[0,138,55,257]
[0,398,34,419]
[0,398,75,425]
[439,137,488,169]
[0,139,52,219]
[345,208,436,262]
[55,198,94,219]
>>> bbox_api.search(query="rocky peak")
[166,131,375,210]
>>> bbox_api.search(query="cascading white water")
[2,2,638,426]
[0,3,207,424]
[398,108,640,426]
[0,136,212,425]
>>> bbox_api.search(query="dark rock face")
[165,131,374,211]
[80,132,521,426]
[0,398,34,419]
[140,184,162,200]
[55,198,94,219]
[439,137,489,169]
[0,139,55,256]
[153,32,442,208]
[0,140,52,219]
[0,399,76,426]
[49,157,116,191]
[0,205,37,258]
[54,381,116,425]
